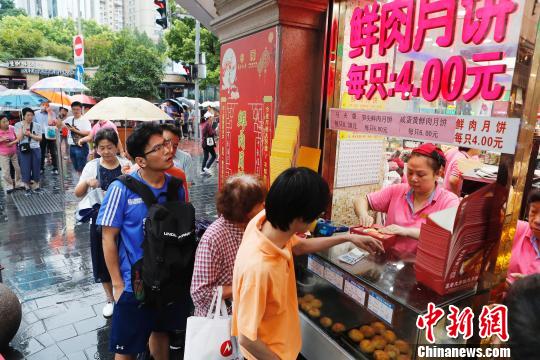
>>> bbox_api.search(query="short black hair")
[71,101,82,109]
[528,189,540,205]
[265,167,330,231]
[458,146,472,152]
[94,128,119,147]
[22,107,34,116]
[126,122,163,159]
[504,274,540,358]
[160,123,181,138]
[59,107,68,113]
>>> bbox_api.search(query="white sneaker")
[200,169,207,175]
[102,301,114,318]
[204,167,213,175]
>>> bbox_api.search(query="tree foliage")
[88,30,164,100]
[0,0,26,18]
[164,17,220,89]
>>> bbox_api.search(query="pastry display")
[359,324,376,338]
[359,339,376,354]
[331,322,346,333]
[373,350,390,360]
[308,307,320,318]
[371,321,386,335]
[384,344,400,359]
[347,328,364,342]
[382,329,397,343]
[371,335,388,350]
[319,316,332,327]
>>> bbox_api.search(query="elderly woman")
[191,174,267,316]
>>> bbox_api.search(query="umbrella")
[71,94,97,105]
[81,97,173,121]
[33,90,73,106]
[175,97,195,109]
[0,89,48,109]
[30,76,89,92]
[164,98,183,109]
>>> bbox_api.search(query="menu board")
[367,291,394,325]
[335,139,384,188]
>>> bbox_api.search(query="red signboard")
[219,27,278,186]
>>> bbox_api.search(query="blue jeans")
[69,144,89,172]
[18,148,41,184]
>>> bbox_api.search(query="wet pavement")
[0,139,218,360]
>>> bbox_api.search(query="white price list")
[323,266,344,290]
[367,292,394,325]
[343,279,366,306]
[307,255,325,278]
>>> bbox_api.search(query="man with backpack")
[97,123,196,360]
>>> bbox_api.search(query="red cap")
[411,143,446,167]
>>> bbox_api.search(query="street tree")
[0,0,26,18]
[88,30,164,100]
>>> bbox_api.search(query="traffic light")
[154,0,167,29]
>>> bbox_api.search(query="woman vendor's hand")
[348,234,384,254]
[358,214,374,227]
[379,224,410,237]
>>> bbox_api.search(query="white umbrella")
[81,97,173,121]
[29,76,89,92]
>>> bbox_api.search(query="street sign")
[75,65,84,83]
[73,35,84,66]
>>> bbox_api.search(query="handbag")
[75,162,105,224]
[19,122,33,153]
[206,136,215,147]
[184,287,242,360]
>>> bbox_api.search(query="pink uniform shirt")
[444,147,460,168]
[367,183,460,255]
[90,120,118,139]
[507,220,540,284]
[0,125,17,156]
[443,150,469,193]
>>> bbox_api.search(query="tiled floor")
[0,139,218,360]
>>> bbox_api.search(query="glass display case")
[296,242,486,360]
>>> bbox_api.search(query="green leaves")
[88,30,164,100]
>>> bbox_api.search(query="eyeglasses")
[144,139,172,156]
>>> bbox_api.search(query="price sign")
[367,291,394,325]
[307,255,325,278]
[343,279,366,306]
[323,266,344,290]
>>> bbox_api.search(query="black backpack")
[117,174,197,308]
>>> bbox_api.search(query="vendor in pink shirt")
[354,143,460,257]
[507,190,540,284]
[443,147,481,196]
[77,119,125,157]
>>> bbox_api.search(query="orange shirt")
[231,210,301,360]
[165,167,189,202]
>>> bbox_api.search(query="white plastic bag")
[184,286,241,360]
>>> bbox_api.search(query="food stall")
[296,0,540,358]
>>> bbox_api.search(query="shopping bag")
[184,286,242,360]
[75,188,105,224]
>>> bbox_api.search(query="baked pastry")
[382,330,397,343]
[384,344,400,359]
[303,294,315,302]
[371,321,386,334]
[359,325,376,338]
[331,322,346,333]
[373,350,390,360]
[348,329,364,342]
[359,339,375,354]
[394,340,410,355]
[300,302,312,312]
[308,308,320,318]
[319,317,333,327]
[372,335,388,350]
[310,299,323,308]
[396,355,411,360]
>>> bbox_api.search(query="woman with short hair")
[15,108,43,195]
[191,174,267,316]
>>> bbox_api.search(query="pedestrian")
[0,115,24,193]
[443,146,481,196]
[54,107,69,160]
[35,102,59,175]
[77,119,126,158]
[74,128,131,318]
[200,112,217,176]
[160,124,191,195]
[182,106,189,139]
[231,167,384,360]
[191,174,266,317]
[97,123,191,359]
[14,108,43,195]
[62,101,91,174]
